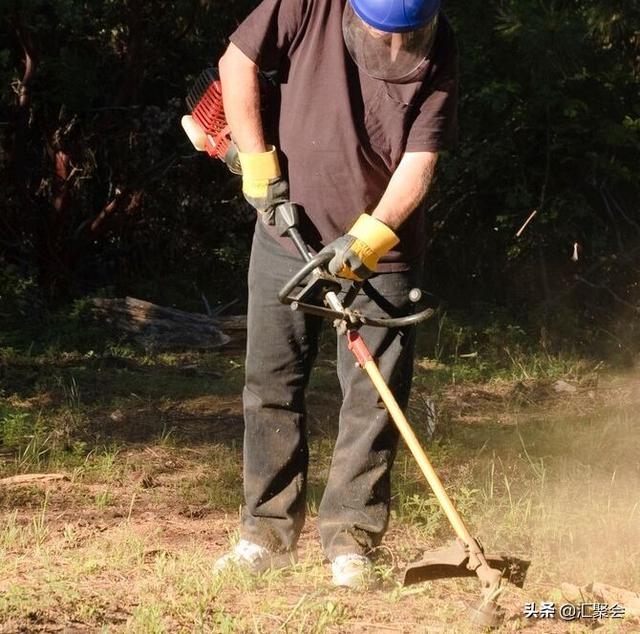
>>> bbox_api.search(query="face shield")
[342,1,439,82]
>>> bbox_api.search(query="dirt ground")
[1,351,639,632]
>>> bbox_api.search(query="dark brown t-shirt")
[230,0,458,270]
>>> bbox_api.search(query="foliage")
[429,0,640,350]
[0,0,254,307]
[0,0,638,353]
[0,407,34,450]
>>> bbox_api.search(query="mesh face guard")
[342,2,438,82]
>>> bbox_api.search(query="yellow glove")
[324,214,399,281]
[238,145,289,225]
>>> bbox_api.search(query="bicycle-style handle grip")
[277,250,335,304]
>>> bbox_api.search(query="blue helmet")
[348,0,441,33]
[343,0,440,81]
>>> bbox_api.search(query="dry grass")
[0,349,639,632]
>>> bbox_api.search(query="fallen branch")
[0,473,69,486]
[88,297,232,350]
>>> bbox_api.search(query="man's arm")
[218,42,289,225]
[371,151,439,231]
[323,151,439,280]
[218,42,267,153]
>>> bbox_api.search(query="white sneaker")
[331,554,375,589]
[213,539,298,574]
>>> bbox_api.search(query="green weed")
[60,375,83,428]
[94,488,113,509]
[0,511,24,552]
[0,410,30,448]
[156,424,175,448]
[15,428,53,473]
[31,493,49,547]
[127,603,165,633]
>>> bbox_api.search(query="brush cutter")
[276,212,529,627]
[183,68,529,629]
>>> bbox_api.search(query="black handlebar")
[359,306,435,328]
[277,238,435,329]
[277,251,334,304]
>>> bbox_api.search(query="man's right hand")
[238,145,289,225]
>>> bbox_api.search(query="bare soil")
[1,358,639,632]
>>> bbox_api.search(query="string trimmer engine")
[181,68,238,168]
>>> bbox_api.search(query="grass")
[0,323,639,631]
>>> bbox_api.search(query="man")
[213,0,457,588]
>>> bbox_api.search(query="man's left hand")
[323,214,399,281]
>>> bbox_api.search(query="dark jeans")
[241,222,420,559]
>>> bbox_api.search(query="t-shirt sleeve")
[405,26,459,153]
[229,0,307,70]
